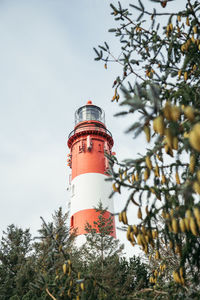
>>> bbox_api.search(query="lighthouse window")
[79,141,85,153]
[98,144,102,152]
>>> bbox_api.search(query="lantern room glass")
[75,105,105,125]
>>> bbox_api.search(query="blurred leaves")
[94,0,200,295]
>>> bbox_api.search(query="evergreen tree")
[0,210,150,299]
[77,203,149,299]
[117,256,149,297]
[31,207,77,299]
[80,204,123,299]
[0,225,35,299]
[81,202,123,262]
[34,207,73,276]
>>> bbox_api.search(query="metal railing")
[68,123,112,139]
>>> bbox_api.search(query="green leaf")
[98,45,107,51]
[134,83,143,99]
[125,122,141,133]
[134,126,143,138]
[171,71,178,77]
[138,0,144,11]
[147,84,160,103]
[93,47,100,56]
[110,3,117,11]
[129,4,142,12]
[114,111,128,117]
[121,97,145,109]
[130,59,140,65]
[137,12,144,22]
[104,42,109,50]
[108,28,117,32]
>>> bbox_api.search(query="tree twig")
[46,288,57,300]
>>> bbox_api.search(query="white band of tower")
[67,100,116,239]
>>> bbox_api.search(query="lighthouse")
[67,101,116,245]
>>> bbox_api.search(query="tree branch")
[46,288,57,300]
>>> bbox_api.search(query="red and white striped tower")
[67,100,116,245]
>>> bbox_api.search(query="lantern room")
[75,100,105,125]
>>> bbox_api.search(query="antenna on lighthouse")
[67,101,116,246]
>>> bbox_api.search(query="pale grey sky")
[0,0,186,254]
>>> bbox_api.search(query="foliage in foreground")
[94,0,200,296]
[0,207,149,300]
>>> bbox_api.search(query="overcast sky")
[0,0,186,254]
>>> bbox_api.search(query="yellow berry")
[145,155,153,170]
[184,106,195,121]
[144,125,151,143]
[137,207,143,219]
[189,154,195,173]
[175,171,181,184]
